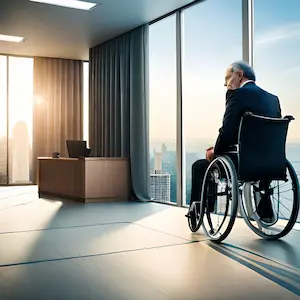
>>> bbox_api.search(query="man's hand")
[206,147,214,162]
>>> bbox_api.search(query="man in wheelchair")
[186,61,282,228]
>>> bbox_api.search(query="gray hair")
[230,61,256,81]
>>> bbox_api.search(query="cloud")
[256,22,300,45]
[283,66,300,75]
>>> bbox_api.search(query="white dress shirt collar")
[240,80,254,88]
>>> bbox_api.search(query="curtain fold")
[32,57,83,183]
[89,24,150,201]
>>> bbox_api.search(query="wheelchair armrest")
[225,144,239,153]
[284,115,295,121]
[220,144,239,156]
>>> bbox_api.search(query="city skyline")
[150,140,300,207]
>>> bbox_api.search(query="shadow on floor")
[207,240,300,296]
[1,195,180,259]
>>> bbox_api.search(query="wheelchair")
[187,112,300,243]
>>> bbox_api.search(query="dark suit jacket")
[214,82,282,154]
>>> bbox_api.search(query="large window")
[0,56,88,185]
[149,15,177,203]
[254,0,300,171]
[0,56,8,184]
[182,0,243,205]
[254,0,300,219]
[148,0,299,209]
[8,57,34,184]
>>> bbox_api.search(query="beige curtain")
[32,57,83,183]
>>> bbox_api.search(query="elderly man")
[187,61,282,225]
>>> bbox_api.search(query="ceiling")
[0,0,197,60]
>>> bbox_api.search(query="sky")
[0,56,7,138]
[0,56,33,140]
[149,0,300,149]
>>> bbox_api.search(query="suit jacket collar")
[225,81,256,102]
[240,80,255,88]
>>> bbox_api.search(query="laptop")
[66,140,90,158]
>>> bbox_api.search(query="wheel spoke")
[240,160,299,239]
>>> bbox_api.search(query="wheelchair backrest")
[238,112,293,182]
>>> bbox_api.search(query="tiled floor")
[0,186,300,299]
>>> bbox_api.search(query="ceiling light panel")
[0,34,25,43]
[29,0,97,10]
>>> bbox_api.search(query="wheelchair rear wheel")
[240,160,300,240]
[201,156,239,243]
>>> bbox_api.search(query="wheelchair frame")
[187,112,300,243]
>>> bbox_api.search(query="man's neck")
[240,79,254,88]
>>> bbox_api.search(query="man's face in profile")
[224,67,243,90]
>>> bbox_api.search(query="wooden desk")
[37,157,131,202]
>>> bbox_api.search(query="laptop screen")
[66,140,89,158]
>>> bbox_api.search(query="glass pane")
[83,62,89,147]
[182,0,242,206]
[149,15,177,203]
[8,57,34,184]
[254,0,300,220]
[0,56,8,185]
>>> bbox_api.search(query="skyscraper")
[150,145,171,202]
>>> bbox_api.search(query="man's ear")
[238,70,244,80]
